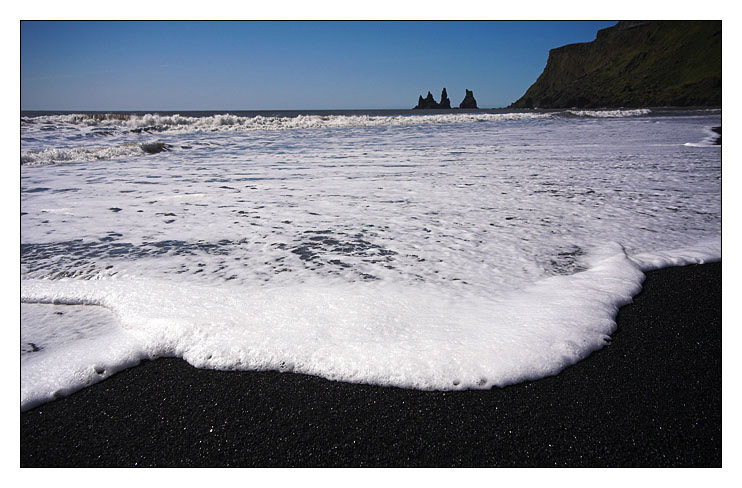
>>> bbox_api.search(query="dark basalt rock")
[414,91,440,109]
[439,88,451,109]
[510,21,721,108]
[459,89,478,109]
[414,88,466,109]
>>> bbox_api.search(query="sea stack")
[459,89,478,109]
[439,88,451,109]
[414,88,475,109]
[414,91,439,109]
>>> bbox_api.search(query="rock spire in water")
[414,88,475,109]
[439,88,451,109]
[459,89,478,109]
[414,91,440,109]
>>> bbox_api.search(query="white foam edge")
[630,237,721,271]
[20,238,720,411]
[20,324,149,411]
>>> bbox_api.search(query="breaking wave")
[566,109,652,118]
[21,111,556,134]
[20,109,658,138]
[21,141,171,166]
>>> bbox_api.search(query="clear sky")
[21,20,617,111]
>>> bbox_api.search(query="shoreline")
[20,262,721,467]
[712,126,721,145]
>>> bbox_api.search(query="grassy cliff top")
[510,21,721,109]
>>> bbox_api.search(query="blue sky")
[21,21,616,110]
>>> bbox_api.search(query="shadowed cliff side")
[510,21,721,109]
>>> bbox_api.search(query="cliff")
[510,21,721,109]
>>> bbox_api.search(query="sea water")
[20,108,721,411]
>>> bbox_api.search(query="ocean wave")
[21,141,171,166]
[566,109,652,118]
[22,112,555,134]
[20,110,660,136]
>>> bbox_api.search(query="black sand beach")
[20,262,721,467]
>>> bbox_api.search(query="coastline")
[20,262,721,467]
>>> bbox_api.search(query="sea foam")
[21,109,720,410]
[20,239,721,411]
[20,243,634,409]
